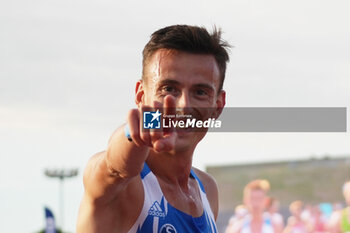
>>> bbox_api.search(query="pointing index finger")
[164,95,176,116]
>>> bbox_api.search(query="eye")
[195,89,207,96]
[162,85,176,93]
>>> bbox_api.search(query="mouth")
[162,108,214,133]
[175,126,193,133]
[173,118,209,134]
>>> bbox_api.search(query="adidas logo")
[148,201,166,217]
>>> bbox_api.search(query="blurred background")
[0,0,349,232]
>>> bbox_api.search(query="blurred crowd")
[224,180,350,233]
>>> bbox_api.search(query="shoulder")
[192,167,219,219]
[192,167,218,193]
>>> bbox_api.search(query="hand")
[126,95,177,152]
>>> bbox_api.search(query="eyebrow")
[193,83,215,92]
[158,79,181,87]
[158,79,215,92]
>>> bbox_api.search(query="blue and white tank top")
[241,214,274,233]
[127,163,218,233]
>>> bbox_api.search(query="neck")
[251,210,264,220]
[146,147,195,187]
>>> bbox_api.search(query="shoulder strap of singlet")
[140,162,151,179]
[127,163,166,233]
[128,163,217,233]
[190,169,206,193]
[190,168,218,224]
[189,168,218,233]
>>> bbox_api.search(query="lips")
[161,107,216,133]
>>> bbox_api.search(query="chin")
[177,128,207,138]
[174,137,193,148]
[174,134,199,150]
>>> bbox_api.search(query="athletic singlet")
[127,163,218,233]
[241,215,274,233]
[341,208,350,233]
[289,222,307,233]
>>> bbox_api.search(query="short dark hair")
[142,25,231,91]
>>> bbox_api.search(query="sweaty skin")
[76,49,225,233]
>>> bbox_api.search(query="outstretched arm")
[83,95,177,204]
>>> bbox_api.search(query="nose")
[177,91,191,109]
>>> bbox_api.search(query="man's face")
[136,49,225,151]
[245,189,267,212]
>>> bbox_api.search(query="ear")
[213,90,226,119]
[135,80,145,107]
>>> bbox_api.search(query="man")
[76,25,230,233]
[328,181,350,233]
[226,179,278,233]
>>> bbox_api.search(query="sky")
[1,0,349,232]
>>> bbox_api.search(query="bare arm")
[77,95,178,232]
[83,95,177,204]
[82,126,149,204]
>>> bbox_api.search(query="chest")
[157,177,204,217]
[248,221,263,233]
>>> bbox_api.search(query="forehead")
[145,49,220,86]
[249,189,266,197]
[291,204,302,211]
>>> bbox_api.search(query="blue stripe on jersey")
[133,163,217,233]
[190,169,205,193]
[140,163,151,179]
